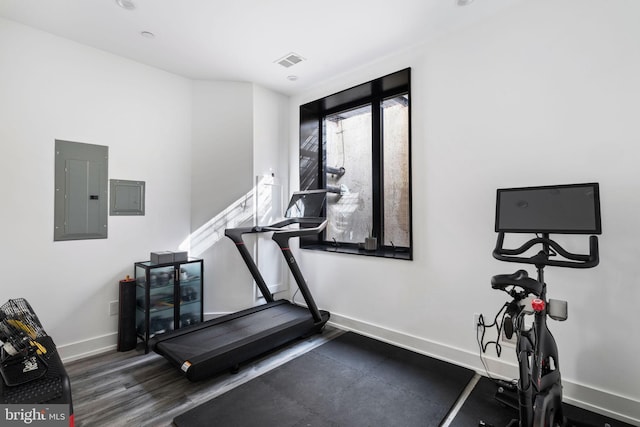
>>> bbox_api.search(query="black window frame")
[298,68,412,260]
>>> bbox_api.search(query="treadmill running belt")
[152,301,326,381]
[157,303,311,360]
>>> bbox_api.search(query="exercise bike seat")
[491,269,543,296]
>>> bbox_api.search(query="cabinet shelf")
[135,258,203,353]
[137,305,174,313]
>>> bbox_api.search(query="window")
[299,68,412,259]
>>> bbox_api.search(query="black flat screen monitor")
[495,183,601,234]
[284,190,327,219]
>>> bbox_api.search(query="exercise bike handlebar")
[493,232,599,269]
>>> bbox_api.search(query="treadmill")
[150,190,330,381]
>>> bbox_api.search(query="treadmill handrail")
[267,218,327,324]
[270,218,327,244]
[224,217,327,314]
[224,225,276,302]
[225,218,326,238]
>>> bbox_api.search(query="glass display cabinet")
[134,258,203,352]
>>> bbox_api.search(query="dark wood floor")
[65,327,344,427]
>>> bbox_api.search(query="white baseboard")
[57,332,117,363]
[328,312,640,425]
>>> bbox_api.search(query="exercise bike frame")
[489,231,599,427]
[496,268,564,427]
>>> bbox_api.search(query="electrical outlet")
[109,300,118,316]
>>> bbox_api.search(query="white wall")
[252,85,291,297]
[189,83,290,315]
[289,0,640,423]
[252,85,289,184]
[190,80,255,313]
[0,18,192,358]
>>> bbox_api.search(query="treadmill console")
[284,190,327,219]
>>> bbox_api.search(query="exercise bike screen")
[285,190,326,219]
[495,183,601,234]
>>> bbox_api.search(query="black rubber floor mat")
[451,376,635,427]
[174,332,475,427]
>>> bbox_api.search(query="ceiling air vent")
[275,52,305,68]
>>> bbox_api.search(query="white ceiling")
[0,0,522,95]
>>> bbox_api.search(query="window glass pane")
[324,105,372,244]
[382,94,410,247]
[299,117,320,190]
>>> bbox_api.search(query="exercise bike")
[480,183,601,427]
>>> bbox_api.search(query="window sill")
[301,243,412,260]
